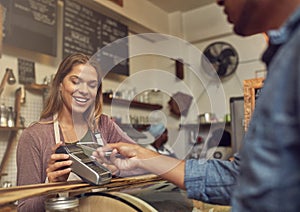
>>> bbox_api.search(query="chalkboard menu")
[63,0,129,76]
[0,0,58,56]
[18,58,36,84]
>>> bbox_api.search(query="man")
[94,0,300,210]
[146,123,177,158]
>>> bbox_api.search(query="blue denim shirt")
[185,7,300,211]
[185,156,240,205]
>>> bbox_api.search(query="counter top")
[0,174,163,207]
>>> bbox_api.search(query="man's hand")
[93,142,143,171]
[93,142,186,189]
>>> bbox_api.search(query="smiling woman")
[59,64,98,122]
[16,53,139,212]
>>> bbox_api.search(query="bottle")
[45,197,79,212]
[0,104,7,127]
[7,107,15,127]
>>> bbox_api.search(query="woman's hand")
[46,142,72,183]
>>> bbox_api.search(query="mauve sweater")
[16,114,136,212]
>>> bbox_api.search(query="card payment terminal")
[55,144,112,185]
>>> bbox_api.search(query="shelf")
[103,95,163,110]
[0,89,25,179]
[24,83,49,93]
[0,127,23,179]
[23,86,163,111]
[118,123,150,131]
[180,122,230,129]
[117,123,149,139]
[0,126,25,132]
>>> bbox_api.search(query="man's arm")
[93,142,240,205]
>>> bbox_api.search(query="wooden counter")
[0,175,163,208]
[0,174,231,212]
